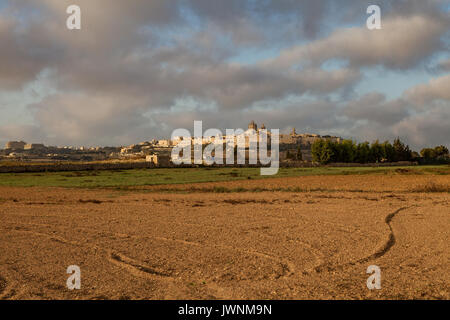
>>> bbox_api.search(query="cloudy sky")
[0,0,449,150]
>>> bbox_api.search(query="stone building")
[248,120,257,131]
[5,141,26,150]
[146,154,170,166]
[244,122,342,161]
[24,143,46,151]
[157,140,171,147]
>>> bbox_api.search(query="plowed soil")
[0,174,448,299]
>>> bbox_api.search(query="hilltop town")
[0,122,341,165]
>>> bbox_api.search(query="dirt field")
[0,174,448,300]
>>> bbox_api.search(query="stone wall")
[0,161,155,173]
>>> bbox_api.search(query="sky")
[0,0,449,150]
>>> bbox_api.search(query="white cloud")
[406,74,450,105]
[264,14,449,70]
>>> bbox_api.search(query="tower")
[248,120,257,131]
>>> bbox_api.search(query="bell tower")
[248,120,257,131]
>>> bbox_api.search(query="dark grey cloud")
[0,124,46,144]
[393,104,450,148]
[340,79,450,149]
[0,0,449,149]
[0,16,62,89]
[150,99,345,138]
[438,59,450,71]
[26,93,156,146]
[343,93,411,125]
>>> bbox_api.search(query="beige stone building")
[24,143,46,151]
[146,154,170,166]
[5,141,26,150]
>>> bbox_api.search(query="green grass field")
[0,165,448,188]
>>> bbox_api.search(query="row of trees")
[311,138,449,164]
[286,146,303,161]
[420,145,449,161]
[311,138,416,164]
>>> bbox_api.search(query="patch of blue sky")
[247,95,298,112]
[429,51,450,73]
[441,1,450,12]
[321,58,350,71]
[227,47,280,65]
[249,93,336,113]
[0,0,7,10]
[355,67,435,100]
[2,1,46,26]
[139,5,202,48]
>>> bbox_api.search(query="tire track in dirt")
[8,226,82,247]
[109,231,296,280]
[4,224,176,282]
[116,232,296,280]
[287,208,379,274]
[4,222,288,298]
[108,252,173,280]
[5,223,290,289]
[313,206,410,273]
[290,207,381,239]
[4,221,295,281]
[353,206,408,263]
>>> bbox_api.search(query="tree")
[369,140,384,163]
[355,142,370,163]
[286,150,292,160]
[311,137,422,165]
[393,138,412,162]
[296,146,303,161]
[420,148,436,160]
[320,140,335,164]
[420,145,449,162]
[381,141,395,162]
[311,139,324,163]
[311,139,334,164]
[411,151,420,160]
[339,139,356,163]
[434,145,449,158]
